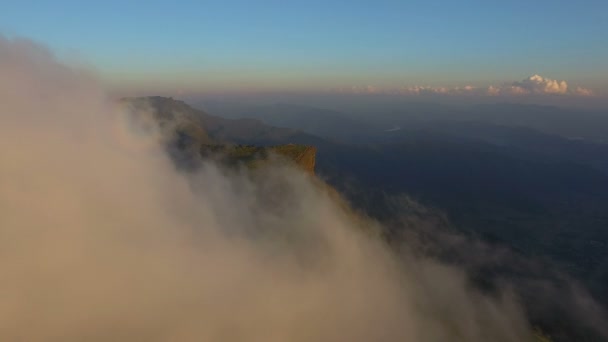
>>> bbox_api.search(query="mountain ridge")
[120,96,319,174]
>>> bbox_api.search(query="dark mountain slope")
[467,104,608,143]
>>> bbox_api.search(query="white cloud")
[516,74,569,94]
[487,75,594,96]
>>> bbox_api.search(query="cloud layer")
[0,36,534,341]
[339,75,594,97]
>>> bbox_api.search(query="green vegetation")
[270,144,309,159]
[200,144,316,173]
[272,144,316,173]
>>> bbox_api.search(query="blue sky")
[2,0,607,94]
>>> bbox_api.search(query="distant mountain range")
[199,101,381,142]
[199,100,608,144]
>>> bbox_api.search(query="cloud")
[516,74,569,94]
[400,85,451,95]
[336,85,480,96]
[0,35,537,341]
[399,85,478,96]
[338,75,595,97]
[486,74,594,96]
[573,86,594,96]
[336,85,381,94]
[490,74,594,96]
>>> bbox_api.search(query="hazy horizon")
[3,0,607,108]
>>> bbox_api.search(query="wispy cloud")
[342,85,382,94]
[399,85,477,96]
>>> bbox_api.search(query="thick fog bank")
[0,36,532,341]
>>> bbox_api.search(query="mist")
[0,36,534,341]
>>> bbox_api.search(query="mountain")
[367,120,608,174]
[123,96,608,341]
[466,103,608,143]
[124,98,608,276]
[198,101,382,141]
[121,96,321,173]
[344,102,608,143]
[200,144,316,174]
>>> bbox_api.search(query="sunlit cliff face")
[0,35,532,341]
